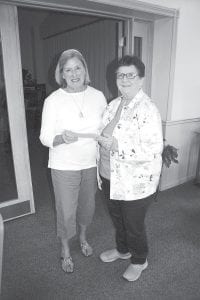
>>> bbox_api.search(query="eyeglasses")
[116,72,138,80]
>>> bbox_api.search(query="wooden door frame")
[0,4,35,221]
[0,0,178,18]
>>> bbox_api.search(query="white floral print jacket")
[102,89,163,201]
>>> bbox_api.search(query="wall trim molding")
[163,117,200,127]
[87,0,179,18]
[1,0,179,19]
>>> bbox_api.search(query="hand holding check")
[62,130,118,151]
[62,130,99,141]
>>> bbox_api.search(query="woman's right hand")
[62,130,78,144]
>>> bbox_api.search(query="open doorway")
[17,7,124,209]
[0,1,177,220]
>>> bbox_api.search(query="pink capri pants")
[51,167,97,240]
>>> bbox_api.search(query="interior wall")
[18,10,47,84]
[170,0,200,120]
[40,13,99,39]
[135,0,200,121]
[151,17,173,121]
[18,11,35,79]
[43,18,118,99]
[18,9,118,99]
[18,10,47,85]
[133,0,200,189]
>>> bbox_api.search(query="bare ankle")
[61,239,70,258]
[79,224,87,244]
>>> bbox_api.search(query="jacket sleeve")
[117,102,163,162]
[39,97,57,149]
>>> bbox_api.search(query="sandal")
[80,241,93,257]
[61,256,74,273]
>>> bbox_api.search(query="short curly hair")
[117,55,145,78]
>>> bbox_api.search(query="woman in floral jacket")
[98,55,163,282]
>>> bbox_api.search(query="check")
[63,130,100,140]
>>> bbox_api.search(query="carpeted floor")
[1,131,200,300]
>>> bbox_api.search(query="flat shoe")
[123,260,148,281]
[100,248,131,262]
[80,241,93,257]
[61,256,74,273]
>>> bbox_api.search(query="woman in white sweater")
[40,49,107,273]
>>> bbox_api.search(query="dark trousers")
[101,177,154,264]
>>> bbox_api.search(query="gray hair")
[55,49,90,87]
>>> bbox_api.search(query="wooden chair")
[0,214,4,294]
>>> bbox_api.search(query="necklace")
[70,91,85,118]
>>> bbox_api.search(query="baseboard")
[162,117,200,126]
[160,175,195,191]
